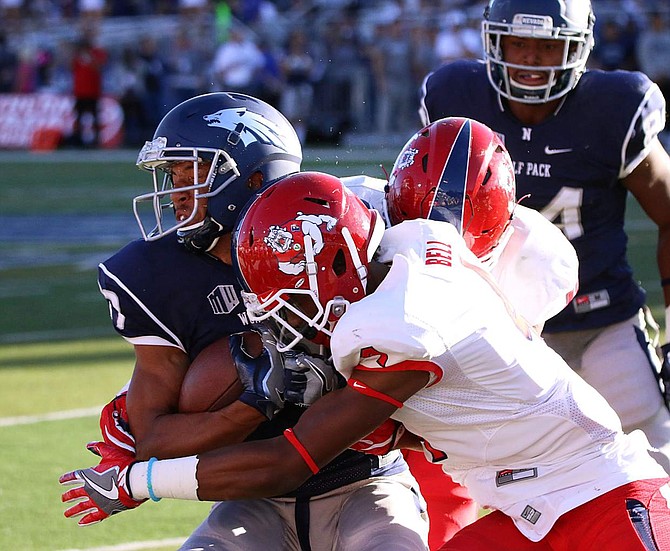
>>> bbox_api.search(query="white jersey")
[330,220,663,542]
[341,175,578,327]
[340,175,391,227]
[488,204,578,327]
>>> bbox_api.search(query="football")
[178,331,263,412]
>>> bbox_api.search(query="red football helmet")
[233,171,385,351]
[386,117,516,259]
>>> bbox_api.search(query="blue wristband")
[147,457,162,502]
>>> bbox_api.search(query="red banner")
[0,93,124,149]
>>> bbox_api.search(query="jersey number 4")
[540,187,584,240]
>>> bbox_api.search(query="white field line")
[0,406,101,427]
[59,537,186,551]
[4,411,189,551]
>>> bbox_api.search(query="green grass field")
[0,147,400,551]
[0,147,664,550]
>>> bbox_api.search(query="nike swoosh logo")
[81,468,119,500]
[352,381,365,389]
[544,146,573,155]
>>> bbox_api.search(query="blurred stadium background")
[1,0,668,548]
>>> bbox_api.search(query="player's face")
[281,293,320,331]
[270,291,332,349]
[501,36,565,87]
[168,161,211,224]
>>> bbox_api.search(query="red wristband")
[283,429,319,474]
[347,378,404,408]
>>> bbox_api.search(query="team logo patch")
[396,147,419,170]
[265,213,337,276]
[208,284,240,314]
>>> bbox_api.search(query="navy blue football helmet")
[482,0,595,103]
[134,92,302,252]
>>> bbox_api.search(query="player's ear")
[247,171,264,191]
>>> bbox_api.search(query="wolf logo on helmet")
[203,107,295,150]
[133,92,302,252]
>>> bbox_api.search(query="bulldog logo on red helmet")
[264,213,337,275]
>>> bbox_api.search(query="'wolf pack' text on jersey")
[98,233,406,498]
[330,219,665,542]
[419,60,666,333]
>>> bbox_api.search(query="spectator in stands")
[279,29,314,143]
[71,30,108,147]
[137,36,168,131]
[312,14,370,137]
[178,0,209,18]
[0,0,22,28]
[78,0,106,24]
[254,37,284,107]
[210,26,264,96]
[0,32,18,93]
[14,45,38,93]
[636,11,670,105]
[409,23,439,95]
[433,10,481,66]
[38,41,72,94]
[229,0,280,34]
[111,46,150,147]
[591,17,637,71]
[369,18,416,136]
[164,29,208,109]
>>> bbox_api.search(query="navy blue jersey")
[420,60,665,332]
[99,235,248,360]
[99,234,405,497]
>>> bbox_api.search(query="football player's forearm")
[134,404,265,460]
[130,436,312,501]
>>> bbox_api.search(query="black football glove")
[230,328,285,420]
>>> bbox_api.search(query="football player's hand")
[99,391,135,453]
[60,441,145,526]
[350,418,406,455]
[230,328,285,420]
[283,352,342,406]
[660,343,670,408]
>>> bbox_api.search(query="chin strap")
[178,216,226,253]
